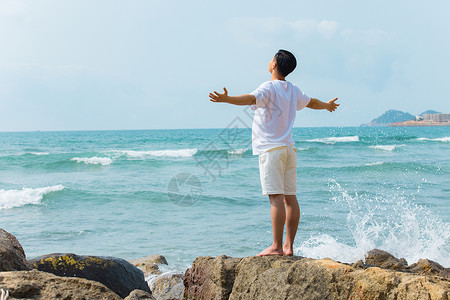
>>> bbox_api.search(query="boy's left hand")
[327,98,340,112]
[209,87,229,103]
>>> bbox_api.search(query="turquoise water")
[0,126,449,271]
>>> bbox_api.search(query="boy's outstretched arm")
[209,87,256,106]
[306,97,340,112]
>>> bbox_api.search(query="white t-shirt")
[250,80,310,155]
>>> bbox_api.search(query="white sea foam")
[0,185,65,210]
[365,161,384,166]
[295,179,450,267]
[417,136,450,143]
[28,152,50,155]
[71,157,112,165]
[369,144,405,151]
[228,148,247,155]
[306,136,359,144]
[107,149,198,159]
[296,147,310,151]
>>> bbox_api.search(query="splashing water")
[296,179,450,267]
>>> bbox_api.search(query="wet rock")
[364,249,408,271]
[158,282,184,300]
[130,255,168,276]
[0,269,121,299]
[150,271,184,300]
[0,229,32,271]
[131,254,168,266]
[184,255,242,299]
[409,259,450,278]
[124,289,156,300]
[29,253,151,298]
[184,252,450,300]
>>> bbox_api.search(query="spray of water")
[296,179,450,267]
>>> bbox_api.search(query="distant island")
[362,110,450,127]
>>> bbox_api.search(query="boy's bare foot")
[283,245,294,256]
[256,245,283,256]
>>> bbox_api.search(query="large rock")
[0,269,121,299]
[184,252,450,300]
[184,255,242,299]
[130,254,168,276]
[408,259,450,278]
[124,289,156,300]
[150,271,184,300]
[0,229,32,271]
[29,253,151,298]
[364,249,408,271]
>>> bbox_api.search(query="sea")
[0,126,449,273]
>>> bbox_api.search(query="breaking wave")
[417,137,450,143]
[369,145,405,151]
[296,179,450,267]
[71,157,113,165]
[107,149,198,159]
[306,136,360,144]
[0,185,65,210]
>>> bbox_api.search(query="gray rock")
[124,289,156,300]
[364,249,408,271]
[29,253,151,298]
[0,269,121,299]
[150,271,184,299]
[158,282,184,300]
[0,229,32,271]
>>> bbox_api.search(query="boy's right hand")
[209,87,229,103]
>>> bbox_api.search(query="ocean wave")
[417,137,450,143]
[369,145,405,151]
[306,136,359,144]
[296,179,450,267]
[71,157,113,165]
[228,148,248,155]
[365,161,384,166]
[0,185,65,210]
[28,152,50,156]
[107,149,198,159]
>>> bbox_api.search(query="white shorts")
[258,146,297,195]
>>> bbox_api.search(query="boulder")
[364,249,408,271]
[150,271,184,300]
[130,255,168,276]
[158,282,184,300]
[131,254,168,266]
[0,229,32,271]
[408,259,450,278]
[0,269,121,299]
[184,252,450,300]
[124,289,156,300]
[29,253,151,298]
[184,255,242,299]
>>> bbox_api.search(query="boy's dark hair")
[274,49,297,77]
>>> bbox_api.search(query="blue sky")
[0,0,449,131]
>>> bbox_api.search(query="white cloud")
[291,19,339,38]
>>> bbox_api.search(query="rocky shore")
[1,228,449,299]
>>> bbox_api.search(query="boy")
[209,50,339,256]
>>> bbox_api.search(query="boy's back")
[250,80,310,155]
[209,49,339,256]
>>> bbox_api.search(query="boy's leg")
[283,195,300,256]
[257,194,285,256]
